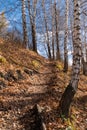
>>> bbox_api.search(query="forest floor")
[0,38,87,130]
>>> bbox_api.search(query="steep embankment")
[0,38,87,130]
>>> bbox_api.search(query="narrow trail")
[0,60,87,130]
[0,61,62,130]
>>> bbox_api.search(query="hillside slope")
[0,39,87,130]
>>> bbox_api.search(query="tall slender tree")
[51,0,55,60]
[54,0,61,60]
[27,0,37,52]
[59,0,82,117]
[63,0,69,72]
[42,0,51,59]
[21,0,28,48]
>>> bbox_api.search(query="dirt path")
[0,61,59,130]
[0,61,87,130]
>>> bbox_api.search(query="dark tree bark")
[59,83,75,117]
[31,23,37,52]
[82,60,87,76]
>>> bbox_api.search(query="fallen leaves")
[0,39,86,129]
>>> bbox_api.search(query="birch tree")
[54,0,61,60]
[27,0,37,52]
[42,0,51,59]
[59,0,82,117]
[21,0,28,48]
[63,0,69,72]
[51,0,55,60]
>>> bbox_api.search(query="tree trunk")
[22,0,28,48]
[83,61,87,76]
[27,0,37,52]
[64,0,69,72]
[32,22,37,52]
[59,0,82,118]
[52,32,55,60]
[44,17,51,59]
[51,0,55,60]
[54,1,61,60]
[84,28,87,62]
[59,83,75,117]
[86,48,87,62]
[42,0,51,59]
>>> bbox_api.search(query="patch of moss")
[56,63,63,71]
[65,118,76,130]
[0,55,7,63]
[32,60,41,70]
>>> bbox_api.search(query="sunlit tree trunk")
[59,0,82,118]
[51,0,55,60]
[54,0,60,60]
[42,0,51,59]
[86,47,87,62]
[27,0,37,52]
[83,35,87,75]
[63,0,69,72]
[22,0,28,48]
[84,27,87,62]
[52,25,55,60]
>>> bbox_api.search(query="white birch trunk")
[64,0,69,72]
[59,0,82,117]
[22,0,28,48]
[70,0,82,91]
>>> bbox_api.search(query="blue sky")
[0,1,65,49]
[0,0,65,31]
[0,0,22,31]
[0,0,86,64]
[0,0,70,62]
